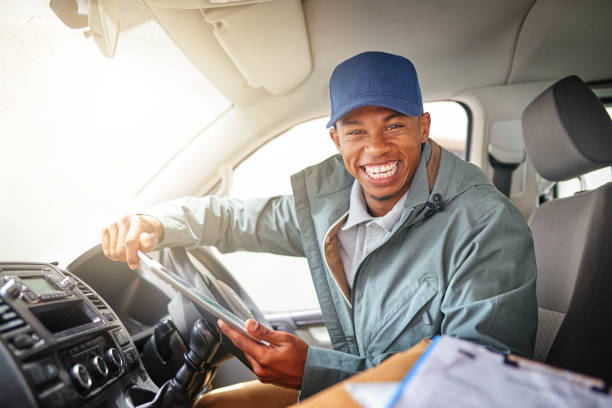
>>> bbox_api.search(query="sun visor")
[202,0,312,95]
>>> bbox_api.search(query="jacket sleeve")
[142,195,305,257]
[299,346,395,400]
[440,202,538,358]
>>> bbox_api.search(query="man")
[102,52,537,399]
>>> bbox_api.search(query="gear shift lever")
[172,319,221,393]
[136,319,221,408]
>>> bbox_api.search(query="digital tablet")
[137,251,268,346]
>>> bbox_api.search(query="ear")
[419,112,431,143]
[329,127,342,151]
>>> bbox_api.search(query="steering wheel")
[155,246,270,370]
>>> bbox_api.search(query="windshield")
[1,1,231,264]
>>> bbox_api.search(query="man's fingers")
[242,353,273,384]
[102,215,162,267]
[219,323,270,383]
[124,217,142,270]
[218,319,308,389]
[108,223,119,260]
[101,228,110,258]
[246,319,279,344]
[139,232,157,252]
[116,217,130,261]
[218,320,266,357]
[246,319,273,342]
[242,353,262,373]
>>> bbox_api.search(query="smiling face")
[330,105,430,217]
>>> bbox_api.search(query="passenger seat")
[521,75,612,382]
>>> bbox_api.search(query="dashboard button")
[12,333,35,349]
[124,348,138,367]
[25,360,59,387]
[112,329,130,346]
[23,291,39,303]
[42,361,59,382]
[59,276,77,291]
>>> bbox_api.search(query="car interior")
[1,0,612,407]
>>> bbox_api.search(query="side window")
[427,101,470,160]
[229,117,337,199]
[214,102,470,313]
[211,117,335,313]
[556,106,612,198]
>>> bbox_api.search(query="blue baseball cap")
[327,51,423,128]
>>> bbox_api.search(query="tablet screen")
[137,251,267,345]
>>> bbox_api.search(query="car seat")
[522,75,612,382]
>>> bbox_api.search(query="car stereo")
[0,262,153,408]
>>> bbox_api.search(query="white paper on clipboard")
[382,335,612,408]
[137,251,269,346]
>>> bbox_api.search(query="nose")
[365,130,390,156]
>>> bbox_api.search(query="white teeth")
[364,161,398,179]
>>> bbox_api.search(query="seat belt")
[489,154,522,197]
[487,144,525,197]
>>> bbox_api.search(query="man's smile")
[362,160,400,182]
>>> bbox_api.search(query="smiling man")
[102,51,537,401]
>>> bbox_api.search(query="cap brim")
[327,94,423,128]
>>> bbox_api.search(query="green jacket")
[151,141,537,399]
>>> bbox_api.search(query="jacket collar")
[403,139,434,211]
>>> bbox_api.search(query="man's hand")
[218,319,308,389]
[101,215,164,270]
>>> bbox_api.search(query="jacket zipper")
[349,202,434,351]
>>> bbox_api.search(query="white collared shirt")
[336,180,409,289]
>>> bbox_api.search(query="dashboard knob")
[1,278,23,299]
[70,363,92,390]
[59,276,77,291]
[105,348,123,370]
[91,355,109,378]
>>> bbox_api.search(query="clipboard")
[137,251,269,346]
[384,335,611,408]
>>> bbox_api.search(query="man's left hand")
[217,319,308,389]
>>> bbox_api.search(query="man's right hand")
[101,215,164,270]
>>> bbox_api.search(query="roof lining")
[504,0,538,85]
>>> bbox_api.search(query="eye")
[386,123,403,130]
[346,129,364,135]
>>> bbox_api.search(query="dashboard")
[0,247,312,407]
[0,262,157,408]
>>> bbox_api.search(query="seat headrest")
[522,75,612,181]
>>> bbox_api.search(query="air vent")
[0,297,26,334]
[76,282,107,310]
